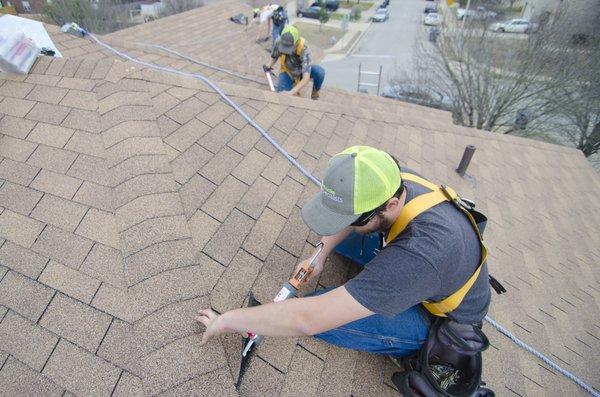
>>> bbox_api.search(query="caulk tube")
[242,281,297,356]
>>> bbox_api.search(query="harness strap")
[387,172,488,317]
[279,37,305,84]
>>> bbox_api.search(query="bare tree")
[44,0,136,34]
[161,0,205,17]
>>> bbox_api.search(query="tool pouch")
[392,318,495,397]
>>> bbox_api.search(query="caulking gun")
[242,242,324,356]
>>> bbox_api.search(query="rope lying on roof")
[84,31,599,397]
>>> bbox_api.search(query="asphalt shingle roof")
[0,1,599,396]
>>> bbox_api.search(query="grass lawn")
[338,1,374,11]
[294,22,344,49]
[330,12,345,20]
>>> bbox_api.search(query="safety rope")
[82,31,599,397]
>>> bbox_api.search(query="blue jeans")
[271,23,285,51]
[307,232,431,356]
[277,65,325,92]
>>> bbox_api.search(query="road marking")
[351,54,396,59]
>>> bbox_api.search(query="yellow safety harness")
[386,172,488,317]
[279,37,305,85]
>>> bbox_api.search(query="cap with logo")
[301,146,402,236]
[278,25,299,55]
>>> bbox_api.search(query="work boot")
[311,87,320,100]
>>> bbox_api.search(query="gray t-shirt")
[345,174,491,324]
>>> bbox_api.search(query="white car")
[423,12,441,26]
[490,19,535,33]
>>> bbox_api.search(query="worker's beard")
[375,211,394,233]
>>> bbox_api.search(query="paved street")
[321,0,429,93]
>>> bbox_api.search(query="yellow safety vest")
[279,37,305,84]
[386,172,488,317]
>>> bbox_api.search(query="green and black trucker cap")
[301,146,402,236]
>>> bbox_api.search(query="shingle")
[0,97,36,117]
[237,176,278,219]
[104,120,161,147]
[61,108,101,133]
[231,148,270,185]
[211,249,263,313]
[26,85,68,104]
[0,181,43,216]
[112,372,144,397]
[27,145,78,174]
[76,207,119,248]
[0,158,40,186]
[80,243,125,288]
[30,169,83,199]
[196,100,234,128]
[91,283,140,323]
[0,80,34,98]
[277,206,311,257]
[243,208,286,260]
[64,130,105,157]
[40,293,112,352]
[171,143,214,183]
[188,210,220,251]
[115,192,183,232]
[32,226,94,269]
[203,209,254,266]
[38,260,101,303]
[31,194,88,232]
[198,121,238,154]
[114,173,179,207]
[164,118,210,152]
[0,310,58,370]
[124,237,197,286]
[251,245,297,304]
[261,154,292,186]
[67,154,111,186]
[95,319,139,373]
[0,240,48,279]
[237,355,284,397]
[42,339,121,397]
[280,346,324,397]
[228,124,262,155]
[163,96,207,124]
[120,214,189,256]
[0,271,54,322]
[59,89,97,111]
[199,146,243,185]
[25,73,61,87]
[134,296,208,355]
[98,91,148,115]
[0,114,36,139]
[0,135,38,162]
[201,175,248,222]
[106,137,165,168]
[27,122,75,148]
[0,209,45,248]
[160,367,238,397]
[139,333,226,396]
[0,356,63,397]
[26,102,71,125]
[57,76,97,91]
[132,255,223,318]
[316,345,358,396]
[151,91,180,115]
[268,177,304,218]
[73,181,113,211]
[178,174,216,218]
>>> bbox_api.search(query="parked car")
[424,5,437,14]
[456,7,497,21]
[310,0,339,11]
[297,5,327,19]
[372,7,390,22]
[490,19,536,33]
[423,12,441,26]
[380,0,390,8]
[382,84,453,111]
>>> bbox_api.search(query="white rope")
[484,316,599,396]
[81,30,598,397]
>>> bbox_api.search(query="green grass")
[338,1,374,11]
[294,22,344,49]
[329,12,345,20]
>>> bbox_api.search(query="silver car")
[372,7,390,22]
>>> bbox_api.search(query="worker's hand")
[195,308,224,346]
[293,256,325,287]
[262,64,273,73]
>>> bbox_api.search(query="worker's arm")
[288,71,310,95]
[196,285,373,345]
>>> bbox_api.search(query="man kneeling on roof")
[196,146,491,367]
[263,25,325,100]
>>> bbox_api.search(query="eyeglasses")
[350,209,380,227]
